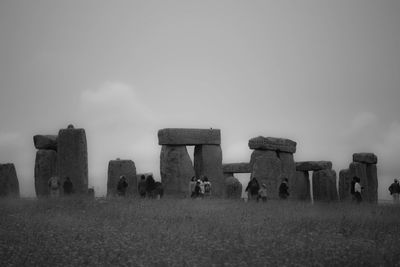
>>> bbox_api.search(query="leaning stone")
[291,171,311,201]
[57,126,88,194]
[194,145,224,196]
[34,149,57,197]
[158,128,221,145]
[295,161,332,171]
[338,169,352,201]
[353,153,377,164]
[222,163,251,174]
[312,169,338,202]
[250,150,282,199]
[225,176,243,199]
[160,145,195,196]
[33,135,58,150]
[0,163,20,197]
[248,136,296,153]
[107,159,137,197]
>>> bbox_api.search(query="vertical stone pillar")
[160,145,195,196]
[107,159,137,197]
[0,163,19,197]
[292,171,311,201]
[312,169,338,201]
[350,153,378,203]
[338,169,352,201]
[366,164,378,203]
[194,145,224,196]
[280,152,296,199]
[34,149,57,197]
[250,150,282,199]
[57,125,88,194]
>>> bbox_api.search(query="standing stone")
[34,149,57,197]
[338,169,352,201]
[160,145,195,196]
[291,171,311,201]
[107,159,137,197]
[280,152,296,199]
[0,163,19,197]
[57,126,88,194]
[33,135,58,151]
[349,162,368,194]
[224,176,242,199]
[194,145,224,196]
[312,169,338,202]
[366,164,378,203]
[250,150,282,199]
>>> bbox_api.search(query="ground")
[1,197,399,266]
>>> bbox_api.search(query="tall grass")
[1,197,399,266]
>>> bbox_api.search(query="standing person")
[354,177,362,203]
[279,178,289,199]
[146,174,156,198]
[203,176,212,197]
[198,177,205,198]
[117,175,128,196]
[388,178,400,204]
[138,175,147,198]
[48,175,61,198]
[189,176,197,198]
[258,184,268,202]
[63,177,73,195]
[245,177,260,201]
[194,180,201,198]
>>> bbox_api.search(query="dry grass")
[1,197,399,266]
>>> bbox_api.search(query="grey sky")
[1,0,399,198]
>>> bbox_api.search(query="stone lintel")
[248,136,296,153]
[352,153,377,164]
[296,161,332,171]
[158,128,221,145]
[222,162,251,173]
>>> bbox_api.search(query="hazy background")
[1,0,399,199]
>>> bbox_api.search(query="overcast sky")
[1,0,399,198]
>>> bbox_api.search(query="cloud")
[0,132,21,146]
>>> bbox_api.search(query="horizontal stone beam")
[158,128,221,145]
[353,153,377,164]
[248,136,296,153]
[296,161,332,171]
[223,162,251,173]
[33,135,58,150]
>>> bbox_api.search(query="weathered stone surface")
[33,135,58,150]
[0,163,19,197]
[280,152,296,199]
[338,169,352,201]
[250,150,282,199]
[160,145,195,196]
[158,128,221,145]
[349,162,367,193]
[291,171,311,201]
[222,163,251,174]
[248,136,296,153]
[57,127,88,194]
[224,176,243,199]
[296,161,332,171]
[34,149,57,197]
[312,169,338,201]
[194,145,224,196]
[353,153,378,164]
[366,164,378,203]
[107,159,137,197]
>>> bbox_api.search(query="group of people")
[244,177,289,202]
[189,176,212,198]
[48,176,73,197]
[117,174,164,199]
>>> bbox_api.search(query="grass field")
[1,197,400,267]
